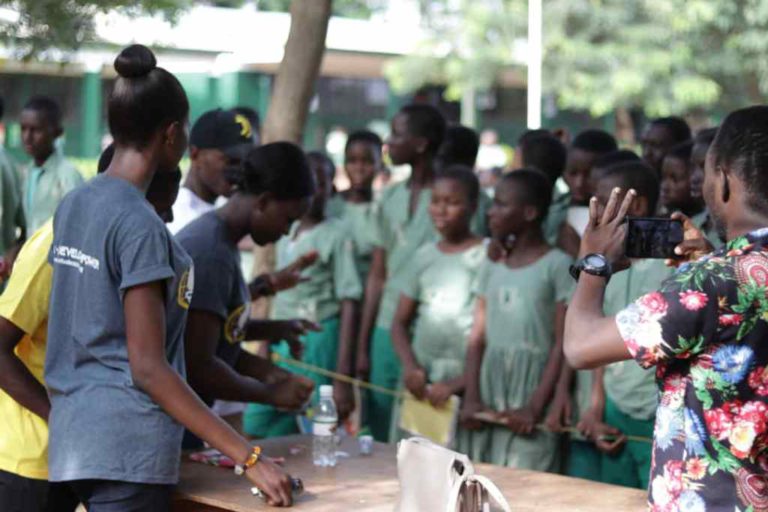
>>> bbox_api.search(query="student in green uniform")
[243,150,363,438]
[461,169,573,470]
[660,142,702,218]
[577,161,669,489]
[689,127,721,244]
[556,130,618,257]
[355,104,448,442]
[333,131,383,282]
[19,96,83,235]
[390,166,485,449]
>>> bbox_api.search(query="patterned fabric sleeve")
[615,263,721,369]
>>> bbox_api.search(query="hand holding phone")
[625,217,684,259]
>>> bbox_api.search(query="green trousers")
[243,317,340,439]
[600,397,654,489]
[366,327,401,442]
[565,439,602,481]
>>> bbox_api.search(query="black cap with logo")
[189,108,255,156]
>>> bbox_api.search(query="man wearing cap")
[167,108,254,235]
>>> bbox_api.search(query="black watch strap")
[569,254,612,282]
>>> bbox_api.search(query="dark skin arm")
[503,303,567,435]
[544,361,575,432]
[0,317,49,420]
[334,299,358,421]
[391,294,427,399]
[126,283,293,507]
[356,247,386,379]
[245,318,322,359]
[459,298,489,430]
[577,367,626,455]
[185,309,313,410]
[564,189,636,370]
[248,251,319,300]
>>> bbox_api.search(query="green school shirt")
[542,179,570,246]
[334,199,378,283]
[400,242,485,382]
[0,149,24,254]
[373,180,489,330]
[23,150,84,233]
[475,249,574,411]
[602,259,672,421]
[325,194,346,219]
[271,219,363,323]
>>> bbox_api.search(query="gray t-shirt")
[45,174,194,485]
[176,211,249,398]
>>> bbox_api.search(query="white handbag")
[394,437,511,512]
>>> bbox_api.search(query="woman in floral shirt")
[564,106,768,512]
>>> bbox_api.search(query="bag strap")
[446,474,511,512]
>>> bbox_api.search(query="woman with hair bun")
[44,45,294,510]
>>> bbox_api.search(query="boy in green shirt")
[19,96,83,234]
[577,160,669,489]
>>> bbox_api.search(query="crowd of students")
[0,42,743,511]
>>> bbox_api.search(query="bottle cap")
[319,385,333,398]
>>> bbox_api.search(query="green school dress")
[389,242,486,451]
[242,219,363,438]
[334,199,378,283]
[472,249,573,470]
[367,180,489,441]
[599,258,671,488]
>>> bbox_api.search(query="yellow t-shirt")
[0,220,53,480]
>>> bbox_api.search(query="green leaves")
[388,0,768,117]
[0,0,191,58]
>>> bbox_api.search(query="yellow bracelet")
[234,446,262,476]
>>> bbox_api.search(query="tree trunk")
[251,0,331,320]
[261,0,331,143]
[614,106,636,146]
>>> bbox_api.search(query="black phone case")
[625,217,684,259]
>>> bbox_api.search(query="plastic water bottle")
[312,385,338,467]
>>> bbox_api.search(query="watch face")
[585,254,606,268]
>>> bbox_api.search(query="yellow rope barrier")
[271,352,654,444]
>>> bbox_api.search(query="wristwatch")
[569,253,612,282]
[234,446,262,476]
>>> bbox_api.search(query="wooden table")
[174,435,646,511]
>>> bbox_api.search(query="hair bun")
[114,44,157,78]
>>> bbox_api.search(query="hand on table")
[246,457,294,507]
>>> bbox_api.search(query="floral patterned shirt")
[616,228,768,512]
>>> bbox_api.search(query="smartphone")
[625,217,684,259]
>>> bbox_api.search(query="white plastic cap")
[320,385,334,398]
